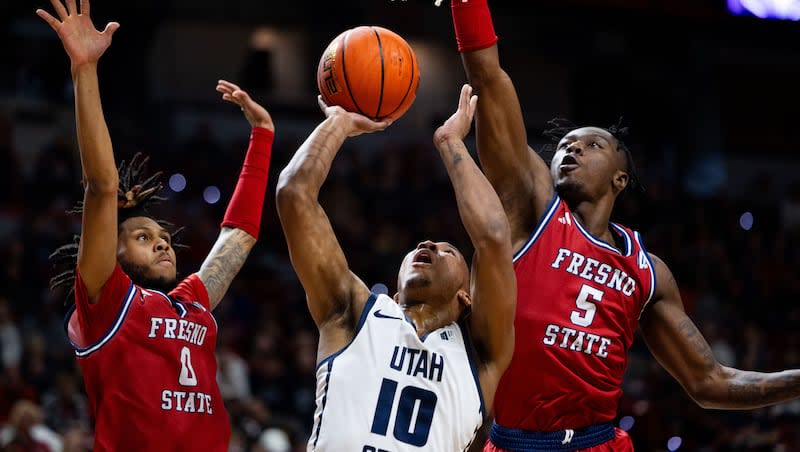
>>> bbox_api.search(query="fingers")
[49,0,68,20]
[35,9,60,30]
[217,79,241,93]
[80,0,89,15]
[458,83,472,109]
[103,22,120,36]
[317,95,329,112]
[65,0,77,16]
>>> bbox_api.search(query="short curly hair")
[49,152,185,295]
[541,117,644,193]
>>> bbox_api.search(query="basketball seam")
[384,43,417,121]
[372,27,385,120]
[341,29,368,117]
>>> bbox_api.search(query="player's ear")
[456,290,472,320]
[612,170,629,194]
[393,292,400,303]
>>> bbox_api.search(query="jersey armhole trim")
[458,321,486,418]
[512,194,561,263]
[315,292,379,370]
[65,281,137,357]
[634,231,657,319]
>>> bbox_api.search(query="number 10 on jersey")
[369,378,438,447]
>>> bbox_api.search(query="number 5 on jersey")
[571,284,604,327]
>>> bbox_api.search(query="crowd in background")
[2,1,800,450]
[1,102,799,451]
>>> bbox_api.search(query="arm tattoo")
[675,317,716,371]
[727,370,800,407]
[453,153,463,164]
[197,228,256,309]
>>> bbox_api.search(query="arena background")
[1,0,799,450]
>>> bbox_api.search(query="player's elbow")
[276,170,311,212]
[84,171,119,196]
[684,366,730,409]
[473,217,511,251]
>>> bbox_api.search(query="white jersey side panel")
[308,293,484,452]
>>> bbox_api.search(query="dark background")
[1,1,799,450]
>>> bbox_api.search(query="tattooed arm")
[640,254,800,409]
[196,228,256,310]
[197,80,274,310]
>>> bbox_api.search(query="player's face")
[117,216,177,291]
[550,127,627,201]
[397,240,468,299]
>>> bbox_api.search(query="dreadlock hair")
[49,152,186,299]
[542,117,644,193]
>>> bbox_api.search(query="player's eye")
[136,234,148,241]
[590,141,601,148]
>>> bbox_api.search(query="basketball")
[317,26,420,122]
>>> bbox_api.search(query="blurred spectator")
[0,399,60,452]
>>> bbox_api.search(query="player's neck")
[569,197,616,241]
[402,303,455,338]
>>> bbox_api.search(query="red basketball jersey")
[67,265,230,451]
[493,195,656,432]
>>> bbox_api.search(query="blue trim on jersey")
[148,288,188,318]
[573,217,626,256]
[610,223,633,257]
[513,194,561,263]
[634,231,657,318]
[311,359,334,448]
[316,293,379,371]
[490,421,615,451]
[67,282,138,357]
[310,293,379,448]
[458,321,486,418]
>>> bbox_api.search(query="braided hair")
[49,152,185,297]
[541,117,643,193]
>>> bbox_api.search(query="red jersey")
[493,195,656,432]
[66,265,230,451]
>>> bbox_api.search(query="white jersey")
[308,293,484,452]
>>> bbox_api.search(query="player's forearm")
[72,64,118,192]
[437,138,509,247]
[277,116,348,198]
[696,366,800,409]
[197,227,256,310]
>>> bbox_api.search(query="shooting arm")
[276,114,371,327]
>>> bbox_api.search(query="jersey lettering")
[148,317,207,346]
[550,248,636,297]
[160,390,213,414]
[389,346,445,383]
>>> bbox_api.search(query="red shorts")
[483,427,633,452]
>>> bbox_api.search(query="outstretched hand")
[216,80,274,131]
[36,0,119,68]
[317,96,392,138]
[434,84,478,145]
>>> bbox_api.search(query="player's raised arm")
[433,84,516,407]
[37,0,120,301]
[449,0,554,242]
[195,80,274,309]
[640,255,800,409]
[276,100,389,328]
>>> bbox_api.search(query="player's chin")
[555,178,584,197]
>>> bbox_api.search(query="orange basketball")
[317,26,420,122]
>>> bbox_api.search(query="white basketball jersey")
[308,293,484,452]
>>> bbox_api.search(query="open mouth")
[559,155,579,171]
[412,250,433,265]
